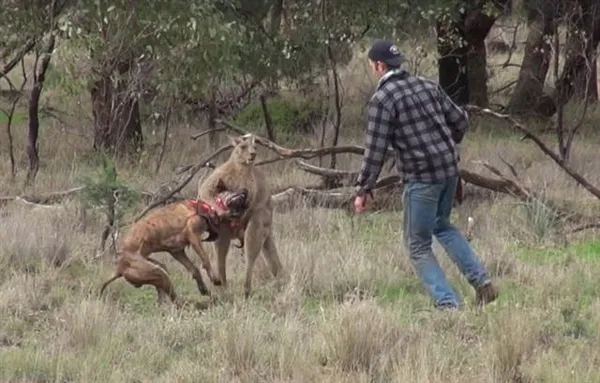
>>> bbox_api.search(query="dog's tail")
[99,273,121,298]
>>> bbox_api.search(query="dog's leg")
[120,256,178,305]
[188,232,222,287]
[169,249,210,296]
[146,257,169,273]
[187,215,223,286]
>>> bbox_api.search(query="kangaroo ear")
[227,135,242,146]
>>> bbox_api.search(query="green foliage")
[79,156,141,222]
[235,97,324,137]
[42,59,88,99]
[0,110,27,125]
[0,0,64,54]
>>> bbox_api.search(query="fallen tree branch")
[465,105,600,200]
[272,187,353,210]
[215,119,389,159]
[0,186,85,207]
[295,160,401,189]
[271,174,404,212]
[12,196,64,209]
[459,169,524,197]
[290,156,587,222]
[568,222,600,234]
[296,159,357,187]
[271,183,329,194]
[472,160,532,199]
[293,158,531,199]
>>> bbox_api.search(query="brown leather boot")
[475,281,499,307]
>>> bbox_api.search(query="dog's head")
[187,200,221,242]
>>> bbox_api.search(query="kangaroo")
[197,134,284,298]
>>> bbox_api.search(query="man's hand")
[354,190,373,214]
[354,195,367,213]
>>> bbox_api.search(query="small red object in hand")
[354,195,367,213]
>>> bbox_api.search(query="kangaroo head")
[228,134,258,166]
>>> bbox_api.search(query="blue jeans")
[402,175,491,309]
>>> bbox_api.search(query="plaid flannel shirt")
[355,68,469,195]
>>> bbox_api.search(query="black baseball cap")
[368,40,404,67]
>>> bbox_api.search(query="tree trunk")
[90,58,143,157]
[436,19,470,105]
[270,0,283,36]
[464,10,499,107]
[436,1,510,106]
[568,48,599,102]
[588,58,598,100]
[554,0,600,106]
[507,10,555,116]
[26,35,55,186]
[466,41,488,106]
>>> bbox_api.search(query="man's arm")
[437,85,469,144]
[355,96,393,196]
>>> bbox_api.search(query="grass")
[2,25,600,382]
[0,110,28,125]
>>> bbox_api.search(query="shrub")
[235,96,324,140]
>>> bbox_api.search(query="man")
[354,39,498,311]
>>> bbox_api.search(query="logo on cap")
[389,45,399,55]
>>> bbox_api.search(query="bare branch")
[465,105,600,200]
[191,127,228,140]
[569,222,600,234]
[0,186,85,207]
[3,58,28,180]
[489,79,518,95]
[0,38,36,80]
[326,44,342,170]
[260,93,276,142]
[497,154,520,180]
[501,21,521,69]
[296,159,356,186]
[132,144,232,222]
[155,100,173,174]
[215,119,378,158]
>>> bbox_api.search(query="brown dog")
[99,188,248,305]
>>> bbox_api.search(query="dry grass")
[2,24,600,383]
